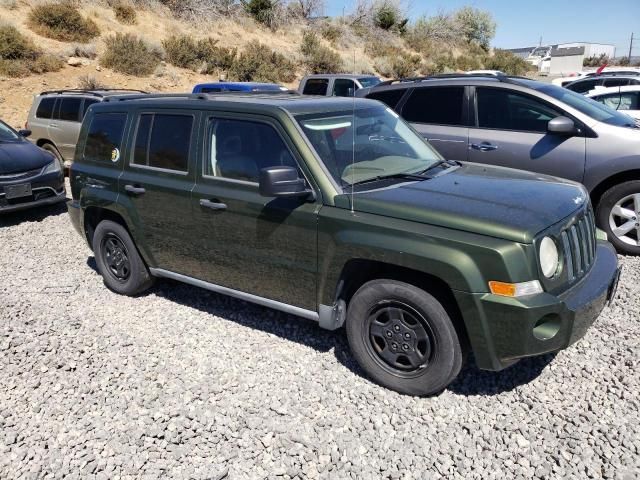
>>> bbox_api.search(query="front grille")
[0,167,43,182]
[560,209,597,282]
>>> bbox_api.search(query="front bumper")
[0,171,66,214]
[454,241,619,371]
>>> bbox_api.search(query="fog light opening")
[532,314,561,341]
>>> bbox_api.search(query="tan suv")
[25,89,146,170]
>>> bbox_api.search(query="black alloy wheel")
[101,233,131,282]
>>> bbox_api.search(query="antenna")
[351,49,356,214]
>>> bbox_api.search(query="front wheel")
[596,180,640,255]
[346,280,463,396]
[92,220,154,295]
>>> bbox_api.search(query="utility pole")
[539,36,542,47]
[629,32,634,61]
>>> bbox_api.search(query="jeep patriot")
[68,93,619,396]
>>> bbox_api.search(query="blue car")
[192,82,288,94]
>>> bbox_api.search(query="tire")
[596,180,640,256]
[346,279,463,396]
[92,220,154,296]
[41,143,66,175]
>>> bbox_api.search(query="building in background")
[506,42,616,75]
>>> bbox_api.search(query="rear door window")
[58,97,83,122]
[83,113,127,163]
[36,98,56,119]
[402,87,465,126]
[332,79,356,97]
[367,89,406,110]
[303,78,329,95]
[82,98,100,117]
[132,113,193,172]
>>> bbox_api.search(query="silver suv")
[359,74,640,255]
[26,89,146,170]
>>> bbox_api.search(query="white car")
[587,85,640,119]
[552,67,640,87]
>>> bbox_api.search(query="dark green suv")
[68,93,620,396]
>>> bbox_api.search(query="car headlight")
[539,236,559,278]
[43,158,61,174]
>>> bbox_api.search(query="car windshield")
[533,83,637,127]
[0,121,20,141]
[296,105,442,187]
[358,77,381,88]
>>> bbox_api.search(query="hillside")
[0,1,526,129]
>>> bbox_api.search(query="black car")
[0,120,65,213]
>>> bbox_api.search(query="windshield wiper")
[415,159,457,176]
[350,172,428,187]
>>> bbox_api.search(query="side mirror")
[259,166,312,199]
[547,116,576,135]
[18,129,32,138]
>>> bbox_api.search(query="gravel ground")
[0,202,639,480]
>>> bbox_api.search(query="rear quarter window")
[36,98,56,119]
[83,113,127,163]
[366,89,406,109]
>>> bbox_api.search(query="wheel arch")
[83,206,131,249]
[333,259,470,351]
[590,169,640,208]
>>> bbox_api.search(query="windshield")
[296,105,442,187]
[533,83,637,127]
[0,121,20,141]
[358,77,381,88]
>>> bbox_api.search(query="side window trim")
[471,86,586,135]
[128,111,195,176]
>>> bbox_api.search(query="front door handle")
[471,142,498,152]
[124,184,146,195]
[199,199,227,211]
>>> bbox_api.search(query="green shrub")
[242,0,277,27]
[319,22,341,44]
[484,49,534,76]
[163,35,236,73]
[0,24,39,61]
[0,25,63,77]
[28,2,100,42]
[455,54,482,71]
[228,41,295,82]
[375,53,421,79]
[101,33,161,76]
[300,31,343,74]
[113,2,137,25]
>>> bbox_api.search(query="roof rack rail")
[103,90,302,102]
[39,88,148,97]
[377,72,529,88]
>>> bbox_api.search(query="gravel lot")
[0,201,638,480]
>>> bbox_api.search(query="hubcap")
[366,302,434,375]
[102,233,131,281]
[609,193,640,247]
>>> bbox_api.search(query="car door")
[49,96,83,161]
[188,113,319,311]
[468,87,587,183]
[118,109,198,273]
[398,86,470,161]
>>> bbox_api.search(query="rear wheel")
[346,280,463,396]
[41,143,65,172]
[92,220,154,295]
[596,181,640,255]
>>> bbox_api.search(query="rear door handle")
[124,184,146,195]
[471,142,498,152]
[199,199,227,211]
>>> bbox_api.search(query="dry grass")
[112,2,137,25]
[0,24,63,77]
[228,41,296,83]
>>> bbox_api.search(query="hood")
[0,141,54,174]
[341,162,587,243]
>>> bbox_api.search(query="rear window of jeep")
[83,113,127,163]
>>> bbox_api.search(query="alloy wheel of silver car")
[609,193,640,247]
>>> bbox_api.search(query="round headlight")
[539,236,559,278]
